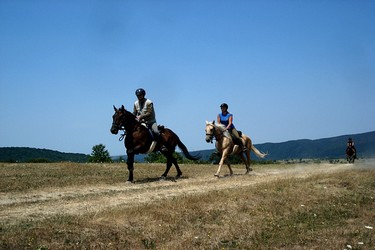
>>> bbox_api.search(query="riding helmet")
[135,88,146,96]
[220,103,228,109]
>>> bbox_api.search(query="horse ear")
[113,105,117,111]
[212,120,215,124]
[121,105,125,111]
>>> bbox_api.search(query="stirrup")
[160,145,168,153]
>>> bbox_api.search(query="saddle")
[139,123,165,153]
[229,130,243,146]
[140,123,165,142]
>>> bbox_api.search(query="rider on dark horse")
[133,88,167,152]
[346,137,357,159]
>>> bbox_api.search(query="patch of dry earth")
[0,163,354,225]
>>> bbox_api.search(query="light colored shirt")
[133,98,156,125]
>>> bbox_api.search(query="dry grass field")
[1,161,374,249]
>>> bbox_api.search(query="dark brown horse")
[111,105,200,182]
[346,146,356,163]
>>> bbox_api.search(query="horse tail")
[177,139,201,161]
[251,145,267,159]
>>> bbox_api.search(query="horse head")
[205,120,229,143]
[111,105,126,135]
[111,105,138,135]
[205,121,216,143]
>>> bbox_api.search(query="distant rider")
[217,103,247,152]
[346,137,357,159]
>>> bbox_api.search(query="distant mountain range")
[254,131,375,160]
[1,131,374,163]
[197,130,375,161]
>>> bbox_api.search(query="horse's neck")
[214,127,226,141]
[123,119,139,133]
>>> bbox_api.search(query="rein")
[112,121,126,141]
[119,131,126,141]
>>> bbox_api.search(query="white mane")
[205,121,230,137]
[215,123,226,131]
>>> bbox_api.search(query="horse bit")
[206,126,216,144]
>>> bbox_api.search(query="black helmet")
[348,137,352,142]
[135,88,146,96]
[220,103,228,109]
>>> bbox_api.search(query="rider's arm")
[139,101,153,120]
[226,114,233,130]
[217,114,221,124]
[133,103,138,116]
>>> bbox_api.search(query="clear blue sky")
[1,1,374,156]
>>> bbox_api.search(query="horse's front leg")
[126,151,135,183]
[215,150,229,177]
[215,158,223,177]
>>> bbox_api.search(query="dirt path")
[0,163,355,225]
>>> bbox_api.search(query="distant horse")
[346,147,356,163]
[205,121,267,177]
[111,105,200,182]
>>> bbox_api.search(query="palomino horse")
[205,121,267,177]
[111,105,200,182]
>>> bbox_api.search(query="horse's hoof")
[126,180,134,184]
[175,175,182,179]
[214,174,220,178]
[159,176,167,181]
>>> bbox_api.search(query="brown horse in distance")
[346,146,356,163]
[111,105,200,182]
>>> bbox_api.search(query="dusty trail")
[0,164,354,225]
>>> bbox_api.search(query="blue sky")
[1,0,374,156]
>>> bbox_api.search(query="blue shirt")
[218,112,235,129]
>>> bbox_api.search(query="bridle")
[206,124,224,143]
[111,111,127,141]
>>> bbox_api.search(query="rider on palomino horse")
[217,103,247,152]
[133,88,167,152]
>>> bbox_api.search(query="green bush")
[88,144,112,163]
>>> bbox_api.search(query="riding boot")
[239,140,247,152]
[153,131,167,153]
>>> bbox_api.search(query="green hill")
[2,131,374,163]
[0,147,89,163]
